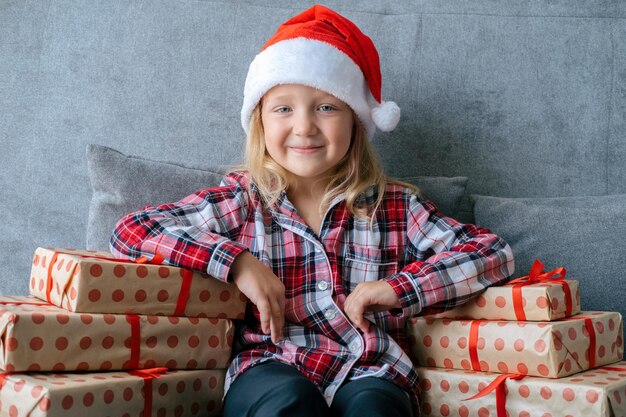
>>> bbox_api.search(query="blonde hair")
[234,104,417,220]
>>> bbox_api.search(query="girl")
[110,5,514,417]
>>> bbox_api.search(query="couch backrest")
[2,1,625,297]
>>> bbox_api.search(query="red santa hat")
[241,5,400,140]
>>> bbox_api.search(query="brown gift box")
[417,362,626,417]
[0,368,225,417]
[0,296,234,373]
[430,279,580,321]
[408,311,623,378]
[29,247,246,319]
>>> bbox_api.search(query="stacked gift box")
[407,260,626,417]
[0,247,247,417]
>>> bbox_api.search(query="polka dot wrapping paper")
[417,362,626,417]
[407,312,623,378]
[29,247,246,319]
[0,296,234,373]
[0,368,225,417]
[429,279,581,321]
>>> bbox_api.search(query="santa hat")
[241,5,400,140]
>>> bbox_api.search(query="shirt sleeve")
[384,194,515,317]
[109,173,250,282]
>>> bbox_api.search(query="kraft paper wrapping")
[29,247,246,319]
[430,279,580,321]
[0,296,234,372]
[408,312,623,378]
[0,368,225,417]
[417,362,626,417]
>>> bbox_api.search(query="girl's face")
[261,84,354,188]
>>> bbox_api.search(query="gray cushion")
[86,144,469,251]
[472,194,626,341]
[86,144,226,251]
[402,176,468,221]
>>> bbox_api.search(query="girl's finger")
[347,297,367,332]
[257,298,272,335]
[270,297,284,343]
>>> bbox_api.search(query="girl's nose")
[292,111,318,136]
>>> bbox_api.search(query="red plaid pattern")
[111,171,514,409]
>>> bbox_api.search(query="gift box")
[417,362,626,417]
[431,259,580,321]
[408,311,623,378]
[29,247,246,319]
[0,296,234,372]
[430,279,580,321]
[0,368,225,417]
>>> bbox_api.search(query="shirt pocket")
[342,245,399,292]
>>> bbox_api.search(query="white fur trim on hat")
[241,38,397,140]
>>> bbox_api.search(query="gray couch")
[3,0,625,346]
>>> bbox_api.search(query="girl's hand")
[343,281,401,333]
[230,251,286,343]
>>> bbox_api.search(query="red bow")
[128,368,168,417]
[507,259,571,320]
[464,373,525,417]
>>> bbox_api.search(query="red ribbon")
[464,373,525,417]
[507,259,570,320]
[126,314,141,369]
[585,318,597,369]
[562,316,597,369]
[174,269,193,316]
[468,320,483,371]
[0,373,8,389]
[128,367,168,417]
[45,252,61,303]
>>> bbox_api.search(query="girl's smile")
[289,145,323,154]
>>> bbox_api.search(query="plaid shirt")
[110,171,514,410]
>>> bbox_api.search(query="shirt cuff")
[385,272,423,318]
[207,240,249,282]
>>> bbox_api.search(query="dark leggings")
[222,361,414,417]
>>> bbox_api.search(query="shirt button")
[315,246,323,253]
[317,281,329,291]
[324,309,336,320]
[349,340,361,353]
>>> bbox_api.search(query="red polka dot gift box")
[407,311,623,378]
[429,260,580,321]
[0,296,234,373]
[29,247,246,319]
[416,362,626,417]
[0,367,225,417]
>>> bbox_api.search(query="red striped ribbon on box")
[468,319,484,371]
[126,314,141,369]
[563,315,597,369]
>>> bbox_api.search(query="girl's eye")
[319,105,336,112]
[274,107,291,113]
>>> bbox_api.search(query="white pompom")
[371,100,401,132]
